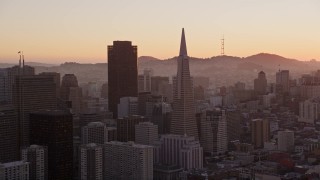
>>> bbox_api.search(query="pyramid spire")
[179,28,188,56]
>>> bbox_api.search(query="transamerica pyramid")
[170,28,198,139]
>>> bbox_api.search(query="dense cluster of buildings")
[1,29,320,180]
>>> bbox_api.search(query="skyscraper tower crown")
[179,28,188,56]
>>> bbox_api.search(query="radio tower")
[221,35,225,55]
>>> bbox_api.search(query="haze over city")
[1,0,320,64]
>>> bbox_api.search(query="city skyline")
[1,0,320,64]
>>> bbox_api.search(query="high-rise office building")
[21,145,48,180]
[199,109,228,155]
[13,75,57,147]
[79,143,103,180]
[138,69,152,93]
[151,76,169,96]
[226,110,241,143]
[254,71,267,95]
[251,119,269,148]
[154,134,203,170]
[117,96,138,118]
[108,41,138,118]
[151,102,172,134]
[0,161,29,180]
[103,141,153,180]
[171,28,198,139]
[135,122,158,145]
[100,82,108,99]
[277,130,294,152]
[60,74,79,101]
[0,69,9,104]
[0,105,19,163]
[81,122,107,144]
[29,110,73,180]
[276,70,290,94]
[6,65,35,104]
[117,115,147,142]
[39,72,61,98]
[138,92,152,116]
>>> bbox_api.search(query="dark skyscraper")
[0,105,19,163]
[30,110,73,180]
[170,29,198,139]
[13,75,57,147]
[108,41,138,118]
[6,65,35,104]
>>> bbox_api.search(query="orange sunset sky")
[0,0,320,64]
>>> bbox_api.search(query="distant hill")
[2,53,319,88]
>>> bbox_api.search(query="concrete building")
[277,130,294,152]
[251,119,270,148]
[0,105,19,163]
[81,122,108,144]
[154,134,203,170]
[117,115,147,142]
[153,164,183,180]
[117,97,138,118]
[79,143,103,180]
[135,122,158,145]
[171,29,198,139]
[103,141,153,180]
[106,127,117,142]
[299,98,319,124]
[21,145,48,180]
[108,41,138,118]
[199,109,228,155]
[0,161,29,180]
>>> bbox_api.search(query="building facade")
[103,141,153,180]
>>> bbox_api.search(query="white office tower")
[154,134,203,170]
[117,97,138,118]
[21,145,47,180]
[299,98,319,124]
[79,143,103,180]
[81,122,108,144]
[199,109,228,155]
[135,122,158,145]
[170,29,198,139]
[277,130,294,152]
[0,161,29,180]
[138,69,153,92]
[104,141,153,180]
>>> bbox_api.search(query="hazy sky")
[1,0,320,64]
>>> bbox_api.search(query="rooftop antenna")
[22,51,25,75]
[221,35,225,56]
[18,51,21,70]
